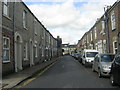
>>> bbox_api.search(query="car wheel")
[110,74,116,86]
[98,69,102,78]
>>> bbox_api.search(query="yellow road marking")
[15,61,57,88]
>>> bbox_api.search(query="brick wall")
[2,29,14,75]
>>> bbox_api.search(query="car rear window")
[86,52,98,57]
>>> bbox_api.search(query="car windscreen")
[86,52,98,57]
[101,54,115,62]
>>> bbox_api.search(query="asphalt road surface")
[22,56,118,88]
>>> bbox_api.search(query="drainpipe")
[13,2,16,72]
[118,32,120,53]
[0,1,2,82]
[104,7,111,53]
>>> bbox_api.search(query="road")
[22,56,118,88]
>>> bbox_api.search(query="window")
[3,0,9,16]
[115,55,120,63]
[35,45,37,58]
[87,35,89,43]
[34,19,37,35]
[101,54,114,62]
[91,31,92,41]
[101,21,105,34]
[23,10,27,28]
[113,41,117,54]
[3,37,10,63]
[98,40,102,53]
[94,27,97,39]
[86,52,98,57]
[103,40,106,53]
[95,43,98,50]
[24,43,28,60]
[111,12,116,30]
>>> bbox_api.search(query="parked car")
[78,53,83,63]
[92,54,115,78]
[71,53,75,57]
[110,53,120,86]
[74,53,82,60]
[81,49,98,67]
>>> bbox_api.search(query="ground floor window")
[113,41,117,54]
[3,37,10,63]
[103,40,106,53]
[98,40,102,53]
[35,45,37,58]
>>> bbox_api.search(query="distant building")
[68,45,77,55]
[62,44,69,55]
[62,44,76,55]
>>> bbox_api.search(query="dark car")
[78,53,83,63]
[110,53,120,86]
[74,53,81,60]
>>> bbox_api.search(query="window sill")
[102,33,106,36]
[35,33,37,36]
[3,14,11,20]
[112,28,116,31]
[24,58,28,61]
[3,61,10,63]
[24,27,28,30]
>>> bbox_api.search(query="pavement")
[2,57,58,89]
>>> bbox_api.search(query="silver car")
[92,54,115,78]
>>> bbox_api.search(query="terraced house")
[2,0,62,75]
[77,0,120,54]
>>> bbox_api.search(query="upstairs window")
[23,10,27,28]
[34,19,37,35]
[94,27,97,39]
[111,12,116,30]
[113,41,117,54]
[3,0,9,16]
[101,21,105,35]
[34,44,38,58]
[91,31,93,41]
[87,35,89,43]
[3,37,10,63]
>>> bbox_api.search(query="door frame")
[14,32,23,72]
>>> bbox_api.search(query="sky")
[23,0,116,44]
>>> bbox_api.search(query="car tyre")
[110,74,116,86]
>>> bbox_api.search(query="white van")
[81,49,98,67]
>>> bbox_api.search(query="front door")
[30,41,34,66]
[15,36,22,72]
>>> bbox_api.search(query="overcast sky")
[24,0,116,44]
